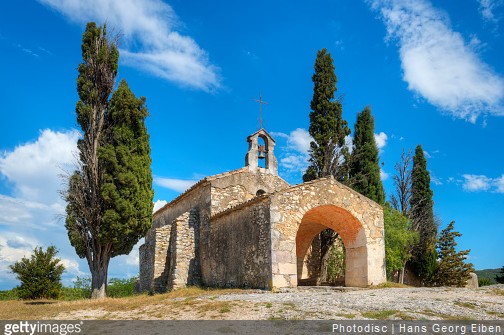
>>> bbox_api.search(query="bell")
[258,145,266,159]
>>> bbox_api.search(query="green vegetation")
[65,22,153,299]
[0,276,137,301]
[107,277,137,298]
[349,106,385,205]
[410,145,437,285]
[0,289,18,301]
[432,221,473,287]
[475,268,500,285]
[383,204,418,281]
[478,278,493,287]
[361,310,398,319]
[9,246,65,300]
[495,266,504,284]
[304,48,350,183]
[303,48,351,284]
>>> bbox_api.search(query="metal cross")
[254,95,268,129]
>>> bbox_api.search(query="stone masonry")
[138,129,386,293]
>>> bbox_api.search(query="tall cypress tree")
[303,48,350,284]
[410,144,437,284]
[349,106,385,204]
[99,79,154,256]
[303,48,350,183]
[65,23,153,299]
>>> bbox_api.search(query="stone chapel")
[138,129,386,293]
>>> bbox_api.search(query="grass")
[373,282,412,289]
[361,310,398,319]
[454,301,476,309]
[0,287,248,320]
[491,288,504,296]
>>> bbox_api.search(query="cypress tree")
[99,79,154,255]
[349,106,385,204]
[433,221,474,287]
[65,23,153,299]
[303,48,350,182]
[409,144,437,284]
[303,48,350,284]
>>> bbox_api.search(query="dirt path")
[54,285,504,320]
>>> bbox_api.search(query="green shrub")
[61,276,92,300]
[9,245,65,300]
[478,278,493,287]
[0,289,19,300]
[107,277,137,298]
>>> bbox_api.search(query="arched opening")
[295,205,367,287]
[257,135,267,169]
[256,189,266,196]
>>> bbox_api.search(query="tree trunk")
[90,247,111,299]
[317,247,331,285]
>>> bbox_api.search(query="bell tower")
[245,129,278,175]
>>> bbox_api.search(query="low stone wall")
[202,197,272,289]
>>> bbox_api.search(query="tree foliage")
[409,144,437,283]
[303,48,351,284]
[9,246,65,300]
[495,266,504,284]
[383,204,418,281]
[303,48,350,183]
[349,106,385,204]
[65,22,153,299]
[433,221,474,287]
[99,79,154,255]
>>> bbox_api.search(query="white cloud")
[154,177,197,192]
[153,199,168,212]
[370,0,504,122]
[493,174,504,193]
[374,132,388,150]
[462,174,492,191]
[0,129,80,203]
[273,129,313,174]
[0,129,147,289]
[288,128,312,153]
[430,175,443,186]
[37,0,220,91]
[380,168,389,181]
[478,0,502,22]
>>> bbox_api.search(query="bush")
[9,245,65,300]
[61,276,91,300]
[0,289,19,300]
[478,278,493,287]
[107,277,137,298]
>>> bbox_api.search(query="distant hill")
[475,268,501,284]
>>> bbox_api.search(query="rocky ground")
[55,285,504,320]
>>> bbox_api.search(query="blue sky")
[1,0,503,290]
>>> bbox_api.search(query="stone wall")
[166,210,200,290]
[201,196,272,289]
[139,182,211,292]
[209,168,289,216]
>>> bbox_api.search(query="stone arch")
[269,177,386,289]
[295,205,367,287]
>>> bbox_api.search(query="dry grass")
[0,287,249,320]
[373,282,412,289]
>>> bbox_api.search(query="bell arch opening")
[257,135,267,169]
[295,205,368,287]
